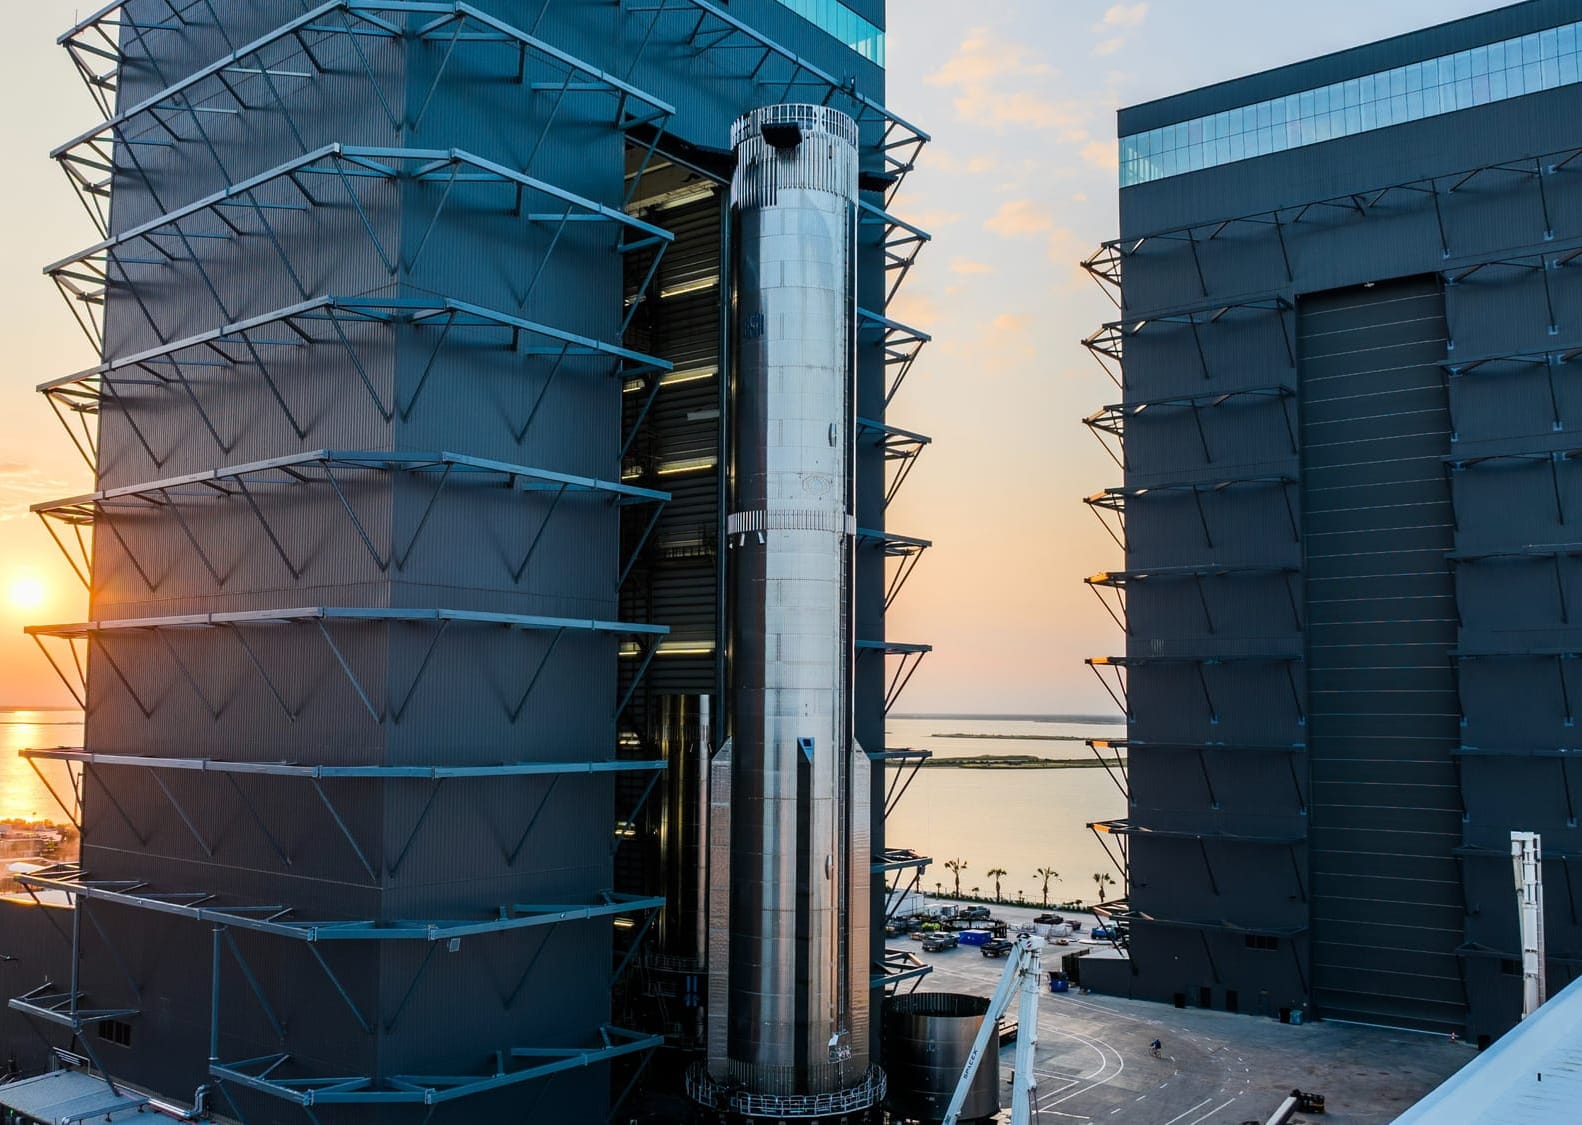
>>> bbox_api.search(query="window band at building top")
[1120,18,1582,187]
[774,0,885,65]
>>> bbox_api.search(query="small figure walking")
[1150,1038,1162,1059]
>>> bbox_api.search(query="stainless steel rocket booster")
[696,104,881,1115]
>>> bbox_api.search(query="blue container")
[958,929,992,946]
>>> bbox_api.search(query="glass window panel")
[1119,19,1582,184]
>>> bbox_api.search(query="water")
[0,709,1127,903]
[0,709,83,826]
[883,715,1127,907]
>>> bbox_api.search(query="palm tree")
[1092,871,1116,902]
[944,858,967,898]
[1036,866,1059,906]
[987,867,1008,903]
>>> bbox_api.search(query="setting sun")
[6,574,47,612]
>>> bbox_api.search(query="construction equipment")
[942,934,1043,1124]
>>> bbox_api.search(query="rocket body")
[713,104,871,1101]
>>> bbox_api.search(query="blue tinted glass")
[770,0,884,66]
[1119,18,1582,185]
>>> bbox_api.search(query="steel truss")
[56,2,677,239]
[618,0,927,199]
[1451,648,1582,727]
[27,608,666,725]
[856,639,931,714]
[858,201,931,303]
[1451,545,1582,625]
[18,863,664,945]
[1081,295,1294,389]
[1081,143,1582,300]
[33,450,668,593]
[1446,446,1582,529]
[857,417,930,507]
[1089,819,1309,962]
[10,864,662,1112]
[213,1025,661,1109]
[856,528,931,611]
[1084,475,1299,554]
[1442,343,1582,434]
[47,144,674,352]
[1084,654,1306,726]
[41,295,672,475]
[1443,243,1582,345]
[1084,563,1302,637]
[1087,739,1308,813]
[858,307,931,407]
[1083,385,1295,472]
[872,949,929,992]
[22,747,665,874]
[866,747,931,819]
[871,849,929,876]
[1453,747,1582,831]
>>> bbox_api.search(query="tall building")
[0,2,931,1121]
[1080,0,1582,1044]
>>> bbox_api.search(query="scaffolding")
[11,2,723,1116]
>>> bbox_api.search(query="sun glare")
[6,575,47,612]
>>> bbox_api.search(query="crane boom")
[941,934,1043,1125]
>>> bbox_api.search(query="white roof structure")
[0,1068,148,1123]
[1395,974,1582,1123]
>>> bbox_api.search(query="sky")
[0,0,1520,712]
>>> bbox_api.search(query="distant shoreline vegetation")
[920,755,1125,770]
[892,713,1125,723]
[932,733,1091,742]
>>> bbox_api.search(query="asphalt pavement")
[901,903,1468,1125]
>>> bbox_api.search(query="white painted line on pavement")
[1159,1098,1214,1125]
[1185,1097,1238,1125]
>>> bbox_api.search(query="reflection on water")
[0,710,83,825]
[882,716,1127,907]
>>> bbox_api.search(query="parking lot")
[901,904,1469,1124]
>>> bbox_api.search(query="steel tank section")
[700,103,881,1113]
[882,994,1001,1123]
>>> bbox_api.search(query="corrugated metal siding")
[1298,278,1466,1032]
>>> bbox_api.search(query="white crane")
[942,934,1043,1125]
[1512,830,1546,1019]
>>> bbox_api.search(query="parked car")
[961,905,992,921]
[921,932,958,952]
[1090,926,1118,941]
[1034,913,1063,925]
[982,938,1015,958]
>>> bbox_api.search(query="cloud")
[906,207,964,229]
[950,258,994,275]
[930,28,1050,87]
[887,289,940,332]
[1096,3,1148,29]
[984,199,1054,237]
[929,29,1090,139]
[1093,37,1125,57]
[0,463,69,522]
[1081,141,1120,170]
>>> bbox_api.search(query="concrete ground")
[906,903,1470,1124]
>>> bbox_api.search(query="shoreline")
[920,754,1125,770]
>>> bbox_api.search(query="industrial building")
[1080,0,1582,1044]
[0,2,933,1121]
